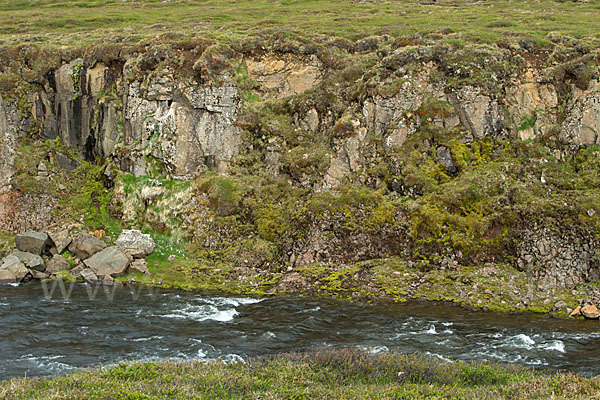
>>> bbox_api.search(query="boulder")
[0,255,31,283]
[83,246,132,278]
[31,271,50,280]
[554,300,569,312]
[80,268,99,284]
[70,262,85,276]
[103,274,114,286]
[10,250,45,272]
[569,305,582,317]
[46,255,71,274]
[581,304,600,319]
[115,229,155,258]
[15,231,52,255]
[436,146,458,175]
[49,229,72,254]
[68,233,107,260]
[129,259,150,275]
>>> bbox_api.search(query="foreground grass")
[1,349,598,399]
[0,0,599,47]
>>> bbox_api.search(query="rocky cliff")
[1,33,600,311]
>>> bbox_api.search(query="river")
[1,281,599,380]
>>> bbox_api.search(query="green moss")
[235,61,262,104]
[519,114,537,131]
[195,175,244,216]
[71,62,83,100]
[0,232,15,257]
[255,204,289,242]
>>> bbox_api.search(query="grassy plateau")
[0,0,599,48]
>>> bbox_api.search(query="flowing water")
[1,281,600,380]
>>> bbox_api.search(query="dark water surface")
[1,281,600,380]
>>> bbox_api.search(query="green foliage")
[10,137,115,230]
[71,62,83,100]
[0,232,15,257]
[105,363,160,380]
[255,204,289,242]
[235,62,261,104]
[1,0,599,50]
[62,251,76,268]
[195,175,244,216]
[6,349,598,400]
[68,161,113,229]
[519,114,537,131]
[281,143,330,183]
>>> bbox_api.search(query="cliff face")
[1,35,599,295]
[18,57,242,178]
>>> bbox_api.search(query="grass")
[1,348,598,399]
[0,0,599,48]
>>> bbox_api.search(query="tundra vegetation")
[2,349,600,400]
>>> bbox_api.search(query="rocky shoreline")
[0,228,154,286]
[4,227,600,320]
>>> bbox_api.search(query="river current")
[1,281,599,380]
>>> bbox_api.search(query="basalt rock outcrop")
[1,36,600,295]
[0,228,155,285]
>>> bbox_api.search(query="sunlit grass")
[0,0,598,48]
[2,348,599,399]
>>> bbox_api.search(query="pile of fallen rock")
[570,302,600,319]
[0,229,155,286]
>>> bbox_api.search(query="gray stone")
[554,300,569,311]
[37,161,48,177]
[449,86,506,140]
[80,268,99,284]
[436,146,458,174]
[68,233,107,260]
[83,246,132,278]
[129,259,150,275]
[10,250,45,272]
[0,255,30,283]
[115,229,155,258]
[0,96,18,191]
[31,270,50,280]
[49,229,72,254]
[56,153,80,171]
[15,231,51,255]
[70,262,85,276]
[46,255,71,274]
[103,274,115,286]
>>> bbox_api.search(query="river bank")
[1,227,595,316]
[1,0,600,320]
[3,282,600,380]
[2,349,599,400]
[122,251,591,317]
